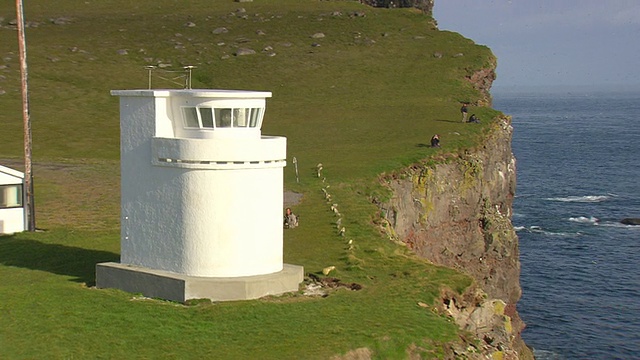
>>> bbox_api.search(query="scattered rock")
[349,11,366,18]
[305,274,363,295]
[157,63,172,68]
[184,22,196,27]
[303,283,325,297]
[236,8,247,14]
[117,49,128,55]
[331,11,342,16]
[235,0,253,2]
[433,52,443,58]
[50,17,72,25]
[453,53,464,57]
[256,29,266,36]
[234,48,256,56]
[0,89,6,95]
[311,43,321,47]
[212,27,228,34]
[47,56,60,62]
[311,32,325,39]
[262,46,273,52]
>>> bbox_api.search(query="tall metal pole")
[16,0,36,231]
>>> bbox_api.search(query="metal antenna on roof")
[145,65,156,89]
[184,66,196,89]
[143,65,195,89]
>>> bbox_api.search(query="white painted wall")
[0,165,26,234]
[0,208,25,234]
[114,89,285,277]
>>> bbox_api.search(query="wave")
[532,348,565,360]
[516,225,581,237]
[597,221,640,229]
[569,216,599,224]
[545,195,613,203]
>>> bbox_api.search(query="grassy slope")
[0,1,500,358]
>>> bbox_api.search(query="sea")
[492,87,640,360]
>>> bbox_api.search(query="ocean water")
[493,88,640,359]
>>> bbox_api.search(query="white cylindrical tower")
[112,89,286,277]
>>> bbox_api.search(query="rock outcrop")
[378,115,533,359]
[467,63,496,107]
[621,218,640,225]
[361,0,434,13]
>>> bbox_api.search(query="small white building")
[96,89,303,302]
[0,165,26,235]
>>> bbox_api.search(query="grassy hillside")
[0,1,500,358]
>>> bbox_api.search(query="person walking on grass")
[460,103,468,123]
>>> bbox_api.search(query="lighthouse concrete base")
[96,262,304,303]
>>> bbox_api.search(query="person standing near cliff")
[460,103,468,123]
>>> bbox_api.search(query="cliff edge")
[379,115,533,359]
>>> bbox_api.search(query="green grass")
[1,1,495,358]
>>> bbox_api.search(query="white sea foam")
[539,230,580,237]
[533,349,564,360]
[545,195,611,203]
[520,225,580,237]
[568,216,599,224]
[598,221,640,229]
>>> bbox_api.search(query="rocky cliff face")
[467,65,497,107]
[379,117,533,359]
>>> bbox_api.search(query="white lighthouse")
[96,89,303,302]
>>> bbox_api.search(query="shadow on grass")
[0,235,119,286]
[435,119,462,123]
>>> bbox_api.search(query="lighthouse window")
[182,106,264,129]
[215,108,232,128]
[249,108,262,127]
[233,108,247,127]
[183,107,199,128]
[200,108,214,128]
[0,184,23,209]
